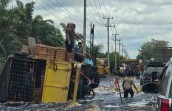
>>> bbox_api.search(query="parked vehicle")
[142,57,172,111]
[140,62,165,85]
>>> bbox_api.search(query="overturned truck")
[0,45,100,103]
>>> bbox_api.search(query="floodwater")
[0,76,156,111]
[80,77,156,111]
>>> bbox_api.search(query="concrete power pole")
[119,39,120,55]
[122,43,124,57]
[83,0,86,52]
[113,33,119,69]
[103,17,113,68]
[90,22,92,54]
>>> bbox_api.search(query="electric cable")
[53,0,83,22]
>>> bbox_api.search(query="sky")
[10,0,172,59]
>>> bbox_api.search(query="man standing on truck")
[65,23,83,61]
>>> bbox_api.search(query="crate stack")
[34,44,67,61]
[55,47,66,61]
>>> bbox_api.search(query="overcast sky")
[11,0,172,58]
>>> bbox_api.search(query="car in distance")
[140,62,165,85]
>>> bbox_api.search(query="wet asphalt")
[0,76,156,111]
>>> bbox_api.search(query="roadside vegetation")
[137,39,169,60]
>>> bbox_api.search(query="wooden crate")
[64,50,75,61]
[55,48,66,61]
[34,44,47,52]
[34,44,56,60]
[34,44,47,59]
[34,44,68,61]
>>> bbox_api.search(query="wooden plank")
[21,45,30,54]
[28,37,36,55]
[72,65,81,102]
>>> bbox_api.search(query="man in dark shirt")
[74,42,84,62]
[75,42,83,53]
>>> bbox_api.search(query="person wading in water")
[122,73,138,98]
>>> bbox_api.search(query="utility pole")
[119,39,120,55]
[90,24,94,57]
[83,0,86,52]
[122,43,124,57]
[111,46,113,53]
[103,17,113,68]
[90,22,92,54]
[112,33,119,69]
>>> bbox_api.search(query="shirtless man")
[122,73,138,98]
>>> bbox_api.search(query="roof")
[146,62,165,67]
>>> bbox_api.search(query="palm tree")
[0,0,22,56]
[0,0,65,59]
[13,0,35,44]
[32,15,64,47]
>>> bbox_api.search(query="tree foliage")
[0,0,106,70]
[136,39,169,60]
[109,51,126,68]
[0,0,65,58]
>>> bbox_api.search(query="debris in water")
[85,104,100,111]
[62,101,82,110]
[104,105,120,108]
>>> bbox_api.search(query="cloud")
[9,0,172,59]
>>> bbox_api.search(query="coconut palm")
[32,15,64,47]
[0,0,65,59]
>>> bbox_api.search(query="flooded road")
[78,76,156,111]
[0,76,156,111]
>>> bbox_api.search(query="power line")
[101,0,109,16]
[88,0,106,26]
[112,19,118,34]
[92,0,106,25]
[110,26,114,35]
[87,5,104,26]
[52,0,83,22]
[94,0,105,19]
[39,0,64,23]
[94,28,106,44]
[40,0,82,25]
